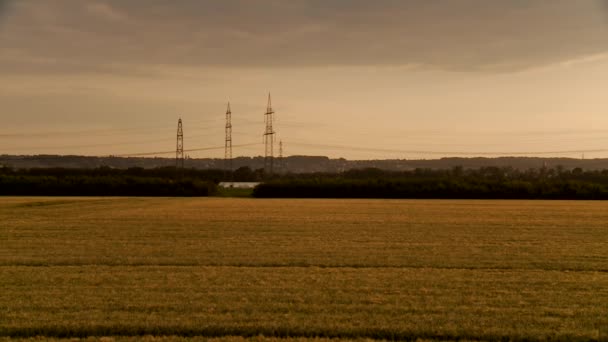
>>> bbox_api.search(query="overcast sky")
[1,0,608,159]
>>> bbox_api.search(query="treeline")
[0,166,218,196]
[254,166,608,199]
[5,165,608,199]
[0,165,264,181]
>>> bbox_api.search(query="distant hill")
[1,154,607,172]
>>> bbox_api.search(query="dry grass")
[1,198,607,341]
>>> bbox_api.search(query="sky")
[1,0,608,159]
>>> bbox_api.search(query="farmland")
[1,198,608,341]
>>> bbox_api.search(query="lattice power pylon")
[176,118,184,170]
[278,140,283,172]
[225,102,233,172]
[264,93,276,175]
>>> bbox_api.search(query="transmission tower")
[264,93,276,175]
[225,102,233,173]
[278,140,283,172]
[176,118,184,170]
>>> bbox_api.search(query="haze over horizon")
[1,0,608,159]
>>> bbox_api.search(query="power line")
[286,141,608,157]
[4,137,180,152]
[187,142,260,153]
[112,142,261,158]
[0,117,225,139]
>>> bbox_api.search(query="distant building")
[219,182,260,189]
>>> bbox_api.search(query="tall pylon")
[225,102,233,173]
[264,93,276,175]
[278,140,283,172]
[176,118,184,170]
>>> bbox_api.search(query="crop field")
[1,198,608,341]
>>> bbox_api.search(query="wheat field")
[1,198,607,341]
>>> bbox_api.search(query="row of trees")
[0,167,217,196]
[3,165,608,198]
[0,166,264,182]
[254,167,608,199]
[273,166,608,182]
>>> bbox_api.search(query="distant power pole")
[278,140,283,172]
[225,102,233,173]
[176,118,184,170]
[264,93,276,175]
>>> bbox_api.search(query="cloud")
[0,0,13,25]
[1,0,608,74]
[85,2,128,22]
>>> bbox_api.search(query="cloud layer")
[1,0,608,75]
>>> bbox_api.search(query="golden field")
[1,198,607,341]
